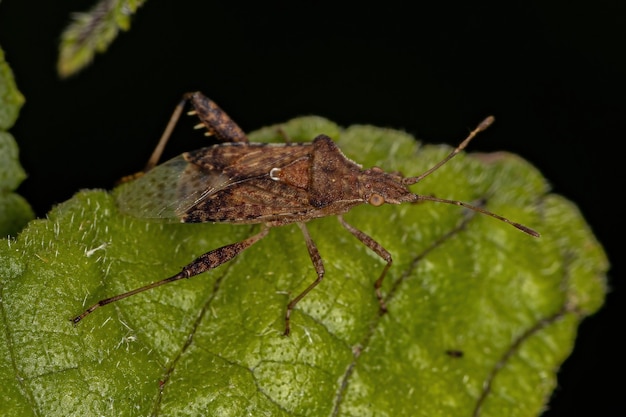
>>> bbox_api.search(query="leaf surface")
[0,117,608,416]
[0,45,33,237]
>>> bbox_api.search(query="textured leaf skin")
[0,48,25,130]
[0,117,608,416]
[0,46,33,237]
[0,132,34,237]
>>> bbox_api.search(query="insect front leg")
[338,215,392,314]
[72,226,270,324]
[145,91,248,171]
[283,222,326,336]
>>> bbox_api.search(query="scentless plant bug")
[71,92,539,335]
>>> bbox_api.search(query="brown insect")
[71,92,539,335]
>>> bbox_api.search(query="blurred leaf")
[0,117,608,416]
[57,0,147,78]
[0,45,33,237]
[0,47,24,130]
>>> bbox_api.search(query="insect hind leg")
[184,92,249,144]
[71,226,270,324]
[145,91,249,172]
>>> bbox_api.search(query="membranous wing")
[115,153,227,221]
[116,142,316,223]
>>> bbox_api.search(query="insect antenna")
[414,195,539,237]
[402,116,495,186]
[402,115,539,237]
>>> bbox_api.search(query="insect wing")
[185,143,311,181]
[117,143,317,222]
[116,154,230,221]
[179,143,315,213]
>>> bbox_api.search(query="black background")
[0,1,622,416]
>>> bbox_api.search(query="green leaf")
[0,48,25,130]
[0,117,608,416]
[57,0,147,78]
[0,45,33,237]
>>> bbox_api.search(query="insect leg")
[71,226,270,324]
[283,222,326,336]
[184,92,249,144]
[145,91,248,171]
[143,95,187,172]
[338,215,392,313]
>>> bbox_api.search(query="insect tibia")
[415,194,540,237]
[144,97,188,172]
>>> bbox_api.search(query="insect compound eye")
[368,193,385,207]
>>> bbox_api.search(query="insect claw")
[193,123,205,130]
[187,110,197,116]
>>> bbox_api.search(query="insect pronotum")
[71,92,539,335]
